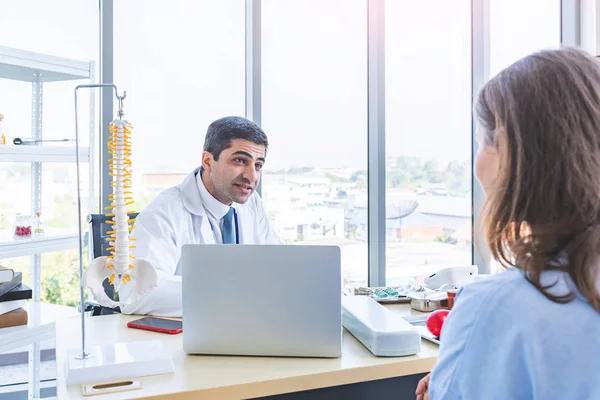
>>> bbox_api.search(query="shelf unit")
[0,302,77,355]
[0,45,96,399]
[0,145,90,163]
[0,232,80,259]
[0,302,79,397]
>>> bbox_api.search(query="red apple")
[426,309,450,338]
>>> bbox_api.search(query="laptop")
[181,244,342,358]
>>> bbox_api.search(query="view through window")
[261,0,368,288]
[0,1,565,310]
[384,0,473,285]
[114,0,246,213]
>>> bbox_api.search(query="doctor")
[121,116,281,316]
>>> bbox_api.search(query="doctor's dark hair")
[203,116,268,160]
[476,47,600,313]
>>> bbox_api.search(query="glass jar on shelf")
[13,213,33,239]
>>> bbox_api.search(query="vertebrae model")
[83,119,157,309]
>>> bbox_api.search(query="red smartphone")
[127,316,183,334]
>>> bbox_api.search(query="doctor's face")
[202,139,266,205]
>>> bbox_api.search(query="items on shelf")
[0,281,32,302]
[0,114,5,145]
[0,266,14,284]
[0,308,27,328]
[13,137,74,145]
[34,212,44,237]
[0,271,23,297]
[13,213,33,239]
[0,276,31,329]
[11,212,45,239]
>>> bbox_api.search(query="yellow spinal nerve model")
[83,118,157,310]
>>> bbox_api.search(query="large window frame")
[99,0,580,286]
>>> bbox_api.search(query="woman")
[416,47,600,400]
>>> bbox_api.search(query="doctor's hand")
[416,372,431,400]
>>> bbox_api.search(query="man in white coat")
[120,116,281,316]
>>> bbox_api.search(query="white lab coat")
[120,167,281,316]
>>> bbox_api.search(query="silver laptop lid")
[181,244,342,358]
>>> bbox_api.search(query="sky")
[0,0,561,173]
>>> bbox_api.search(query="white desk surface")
[55,303,438,399]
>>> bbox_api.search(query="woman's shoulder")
[459,266,585,310]
[455,267,526,307]
[431,267,599,399]
[453,267,593,337]
[429,269,530,399]
[446,268,550,339]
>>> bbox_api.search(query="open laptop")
[181,244,342,358]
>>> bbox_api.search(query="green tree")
[41,248,87,306]
[443,160,469,196]
[350,170,367,189]
[3,248,87,308]
[324,173,345,183]
[423,160,444,183]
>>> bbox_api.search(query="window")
[261,0,368,288]
[384,0,473,284]
[490,0,562,76]
[114,0,246,210]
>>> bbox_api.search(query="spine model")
[105,120,136,290]
[84,118,157,309]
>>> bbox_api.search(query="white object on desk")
[342,295,421,357]
[424,265,478,290]
[65,339,174,386]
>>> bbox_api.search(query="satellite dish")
[387,199,418,220]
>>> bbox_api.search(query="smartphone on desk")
[127,316,183,334]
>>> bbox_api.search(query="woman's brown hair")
[476,47,600,312]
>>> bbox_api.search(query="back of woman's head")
[476,47,600,311]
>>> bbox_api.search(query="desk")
[55,304,438,399]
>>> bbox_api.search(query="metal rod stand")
[73,83,126,360]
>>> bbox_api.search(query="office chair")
[83,213,139,316]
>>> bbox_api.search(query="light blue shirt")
[430,267,600,400]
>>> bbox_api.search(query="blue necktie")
[222,207,236,244]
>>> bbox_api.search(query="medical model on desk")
[66,85,172,388]
[83,114,158,308]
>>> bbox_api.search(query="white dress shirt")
[196,171,236,245]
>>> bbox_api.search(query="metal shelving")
[0,302,78,355]
[0,232,80,259]
[0,45,95,399]
[0,145,90,163]
[0,45,95,274]
[0,46,90,82]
